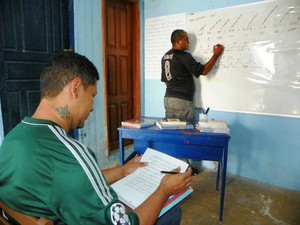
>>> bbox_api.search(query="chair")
[0,201,53,225]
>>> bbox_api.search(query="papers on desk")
[196,120,230,134]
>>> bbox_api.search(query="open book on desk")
[161,118,186,126]
[111,148,193,217]
[156,120,194,130]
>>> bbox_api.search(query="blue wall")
[73,0,122,168]
[143,0,300,191]
[73,0,137,168]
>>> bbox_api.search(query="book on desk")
[196,120,230,134]
[121,118,156,129]
[156,120,194,130]
[161,118,186,126]
[111,148,193,217]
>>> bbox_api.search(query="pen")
[205,107,210,114]
[161,171,180,174]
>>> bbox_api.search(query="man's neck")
[32,98,70,132]
[172,45,184,51]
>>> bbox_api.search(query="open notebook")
[111,148,193,217]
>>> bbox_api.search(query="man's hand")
[203,44,225,75]
[134,167,192,225]
[122,156,148,176]
[102,156,147,184]
[213,44,224,57]
[158,167,192,196]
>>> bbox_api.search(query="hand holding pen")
[159,167,192,196]
[161,166,191,174]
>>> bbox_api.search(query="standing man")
[161,29,224,120]
[0,51,192,225]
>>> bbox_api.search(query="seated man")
[0,51,192,225]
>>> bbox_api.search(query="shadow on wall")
[228,118,255,176]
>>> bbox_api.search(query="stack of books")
[121,118,156,129]
[156,118,194,130]
[196,120,230,134]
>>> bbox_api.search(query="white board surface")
[188,0,300,117]
[145,0,300,118]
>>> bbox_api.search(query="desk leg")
[124,151,138,164]
[119,130,125,165]
[216,161,221,191]
[219,143,228,223]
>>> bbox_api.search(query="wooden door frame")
[102,0,141,155]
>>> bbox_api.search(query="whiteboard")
[187,0,300,117]
[144,0,300,118]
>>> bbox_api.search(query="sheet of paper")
[111,148,189,208]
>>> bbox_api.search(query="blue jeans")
[164,97,194,120]
[155,205,182,225]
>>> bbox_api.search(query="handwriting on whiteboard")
[187,0,300,117]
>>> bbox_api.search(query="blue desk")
[118,122,230,223]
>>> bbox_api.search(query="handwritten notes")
[145,13,186,79]
[188,0,300,117]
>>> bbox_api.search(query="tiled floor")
[181,170,300,225]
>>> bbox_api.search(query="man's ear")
[175,40,182,48]
[70,77,83,98]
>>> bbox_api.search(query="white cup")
[199,113,208,123]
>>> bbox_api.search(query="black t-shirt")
[161,49,205,101]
